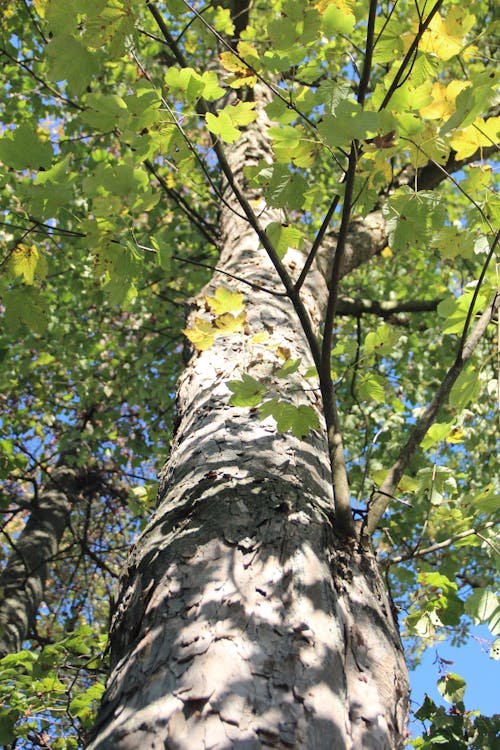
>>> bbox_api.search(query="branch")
[417,143,500,191]
[366,289,500,535]
[320,147,359,538]
[336,297,441,317]
[0,47,84,110]
[378,0,444,111]
[388,521,498,565]
[144,159,219,247]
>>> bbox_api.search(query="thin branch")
[294,195,340,292]
[389,521,498,564]
[144,159,218,246]
[172,254,288,297]
[357,0,378,105]
[0,47,84,110]
[336,297,441,317]
[378,0,444,112]
[320,146,359,537]
[366,289,500,535]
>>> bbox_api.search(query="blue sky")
[408,624,499,740]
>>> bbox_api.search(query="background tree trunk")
[0,466,80,656]
[88,85,410,750]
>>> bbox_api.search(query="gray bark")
[88,84,410,749]
[0,465,81,656]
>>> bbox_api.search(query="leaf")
[419,8,476,60]
[421,422,453,451]
[322,1,356,35]
[265,222,303,259]
[205,111,241,144]
[437,672,466,704]
[8,245,48,285]
[318,100,380,148]
[206,287,244,314]
[4,287,49,334]
[450,116,500,160]
[47,35,100,96]
[81,93,128,129]
[0,123,53,170]
[364,325,399,357]
[183,317,216,351]
[220,42,259,88]
[448,366,481,409]
[464,589,500,634]
[214,311,246,334]
[259,398,319,438]
[357,373,385,403]
[275,359,301,378]
[227,374,266,407]
[267,165,307,209]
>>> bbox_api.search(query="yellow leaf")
[9,245,48,285]
[450,117,500,160]
[420,80,470,121]
[381,246,393,258]
[183,317,215,351]
[251,331,270,344]
[446,427,465,444]
[33,0,47,17]
[220,42,259,88]
[205,286,244,314]
[419,8,476,60]
[214,311,246,333]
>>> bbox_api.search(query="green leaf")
[322,2,356,35]
[421,422,453,451]
[205,111,241,144]
[0,123,53,170]
[364,325,399,357]
[4,287,49,335]
[81,93,128,129]
[464,589,500,634]
[437,672,466,704]
[266,165,307,209]
[449,366,481,409]
[357,373,385,403]
[259,398,319,438]
[265,222,303,259]
[228,374,266,407]
[318,101,379,148]
[47,35,100,96]
[275,359,301,378]
[0,710,17,745]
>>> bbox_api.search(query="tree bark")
[88,79,410,749]
[0,465,81,656]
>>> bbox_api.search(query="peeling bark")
[88,84,410,749]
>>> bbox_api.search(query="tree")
[0,1,498,748]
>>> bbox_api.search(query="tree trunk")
[88,81,410,749]
[0,465,81,656]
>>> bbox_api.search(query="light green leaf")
[265,222,303,259]
[437,672,466,704]
[259,398,319,438]
[364,325,399,357]
[357,373,385,403]
[464,589,500,634]
[275,359,301,378]
[228,374,266,407]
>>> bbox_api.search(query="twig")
[366,289,500,534]
[389,521,498,564]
